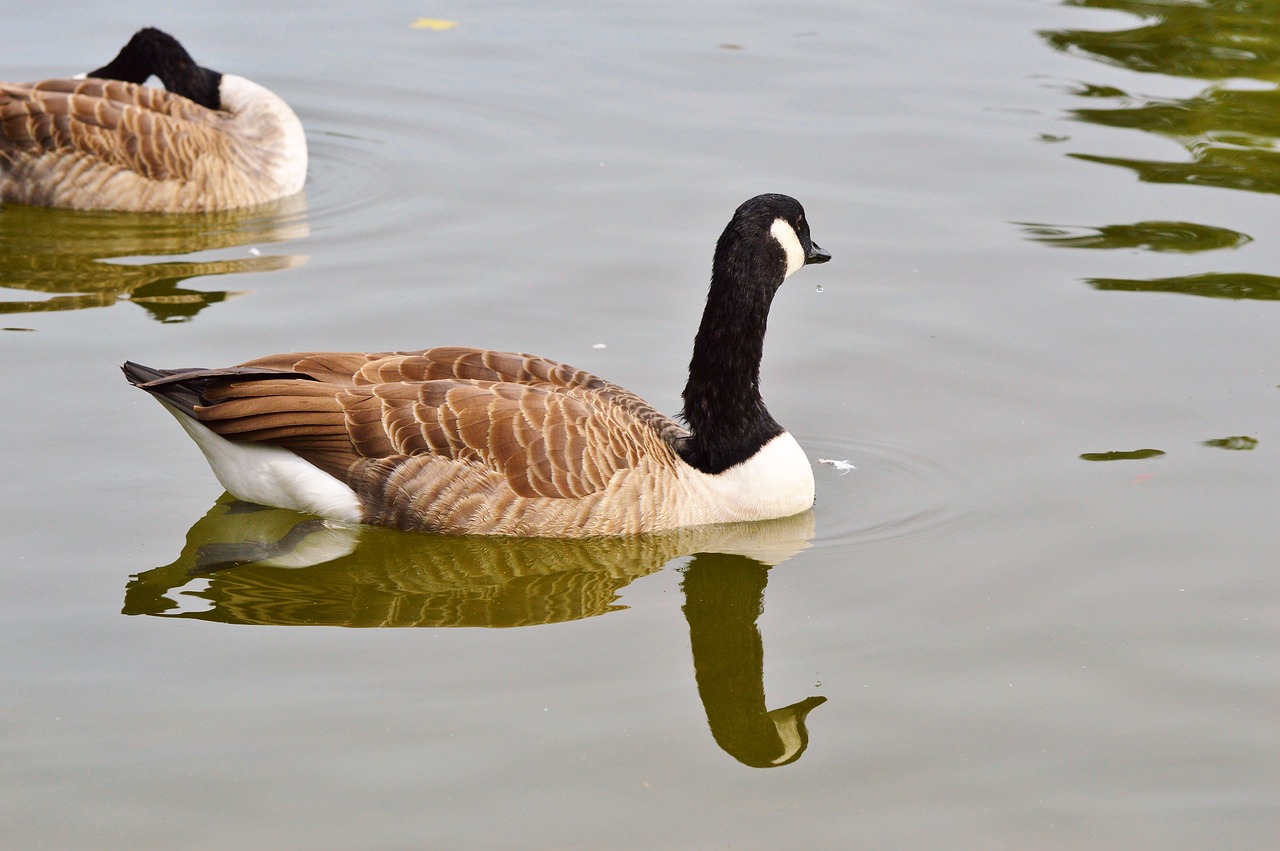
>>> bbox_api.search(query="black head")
[87,28,223,110]
[717,194,830,284]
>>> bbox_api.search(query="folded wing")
[161,347,689,501]
[0,78,228,182]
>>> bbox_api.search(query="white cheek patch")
[770,218,806,278]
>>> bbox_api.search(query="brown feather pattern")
[0,77,300,212]
[180,348,695,536]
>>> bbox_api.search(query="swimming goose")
[123,194,830,537]
[0,28,306,212]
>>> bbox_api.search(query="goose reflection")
[0,195,307,321]
[125,496,814,627]
[124,497,825,765]
[681,552,826,767]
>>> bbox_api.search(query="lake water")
[3,1,1276,847]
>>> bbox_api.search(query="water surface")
[2,1,1276,848]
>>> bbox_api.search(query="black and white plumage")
[124,194,830,537]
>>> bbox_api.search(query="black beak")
[805,241,831,265]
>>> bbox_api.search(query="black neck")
[678,234,787,474]
[87,28,223,110]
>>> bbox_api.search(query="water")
[3,1,1277,847]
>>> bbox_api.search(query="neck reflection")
[681,552,826,768]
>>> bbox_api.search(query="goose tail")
[121,361,173,386]
[120,361,364,522]
[122,361,209,416]
[122,361,319,417]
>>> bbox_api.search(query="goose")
[0,28,306,212]
[123,194,830,537]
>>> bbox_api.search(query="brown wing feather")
[237,351,375,385]
[184,348,686,501]
[340,378,647,499]
[237,347,690,445]
[0,78,226,181]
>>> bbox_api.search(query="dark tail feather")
[122,361,321,417]
[122,361,212,416]
[121,360,175,386]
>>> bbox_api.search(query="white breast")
[679,432,816,525]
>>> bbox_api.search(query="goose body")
[0,28,305,212]
[124,194,830,537]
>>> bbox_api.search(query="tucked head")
[86,27,222,110]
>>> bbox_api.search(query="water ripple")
[805,432,989,552]
[289,75,555,247]
[293,82,440,243]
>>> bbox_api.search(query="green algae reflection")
[1043,1,1280,197]
[1044,0,1280,82]
[1203,435,1258,451]
[1017,219,1260,294]
[1038,1,1280,300]
[1080,448,1165,461]
[1086,272,1280,300]
[1019,221,1251,253]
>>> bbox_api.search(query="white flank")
[770,218,806,278]
[161,403,363,522]
[218,74,309,195]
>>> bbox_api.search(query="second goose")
[0,28,306,212]
[123,194,830,537]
